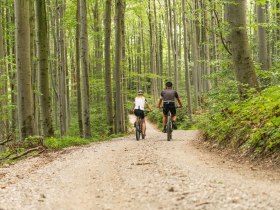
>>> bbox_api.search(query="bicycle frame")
[166,110,173,141]
[135,116,146,140]
[161,106,180,141]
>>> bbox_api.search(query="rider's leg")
[163,114,167,126]
[142,119,146,135]
[133,110,138,127]
[171,114,177,129]
[162,114,167,132]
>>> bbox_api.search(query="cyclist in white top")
[132,90,152,137]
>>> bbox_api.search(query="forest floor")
[0,116,280,210]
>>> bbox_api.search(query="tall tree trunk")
[140,20,148,93]
[168,0,174,81]
[191,1,199,109]
[158,20,163,92]
[93,0,102,78]
[148,0,158,103]
[15,0,35,140]
[228,0,259,97]
[211,8,218,87]
[196,0,202,104]
[0,3,6,140]
[182,0,192,122]
[65,38,70,130]
[58,0,67,136]
[6,5,17,134]
[104,0,113,134]
[153,0,160,96]
[137,22,141,89]
[202,0,211,91]
[49,0,59,131]
[80,0,91,138]
[121,0,127,132]
[275,0,280,58]
[30,0,39,135]
[76,0,83,137]
[256,3,269,71]
[35,0,54,137]
[172,0,178,90]
[114,0,125,133]
[164,0,172,80]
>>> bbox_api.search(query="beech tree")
[182,0,192,121]
[114,0,125,133]
[256,2,269,71]
[76,0,83,137]
[227,0,259,97]
[35,0,54,137]
[80,0,91,138]
[0,3,7,139]
[104,0,113,134]
[15,0,35,140]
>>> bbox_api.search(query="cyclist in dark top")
[157,81,182,133]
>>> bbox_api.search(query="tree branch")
[0,134,13,145]
[213,9,232,55]
[10,146,44,160]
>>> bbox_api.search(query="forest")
[0,0,279,159]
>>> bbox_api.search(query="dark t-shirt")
[160,89,179,102]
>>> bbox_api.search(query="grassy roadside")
[0,133,128,166]
[197,86,280,157]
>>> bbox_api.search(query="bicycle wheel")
[135,119,140,140]
[167,115,172,141]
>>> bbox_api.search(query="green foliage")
[147,109,163,128]
[197,86,280,155]
[256,0,267,6]
[205,80,239,112]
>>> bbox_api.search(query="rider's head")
[138,89,144,95]
[165,81,173,88]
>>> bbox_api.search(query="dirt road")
[1,117,280,210]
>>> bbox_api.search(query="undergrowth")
[197,86,280,156]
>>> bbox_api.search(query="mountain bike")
[162,106,180,141]
[166,110,173,141]
[135,116,145,140]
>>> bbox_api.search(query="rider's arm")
[146,102,152,112]
[177,98,182,108]
[175,92,182,108]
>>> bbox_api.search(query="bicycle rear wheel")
[167,115,172,141]
[135,123,140,140]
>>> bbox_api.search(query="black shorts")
[134,109,145,119]
[163,102,176,116]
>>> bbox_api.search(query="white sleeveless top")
[134,96,146,111]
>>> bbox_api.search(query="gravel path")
[0,116,280,210]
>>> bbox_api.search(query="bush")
[197,86,280,155]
